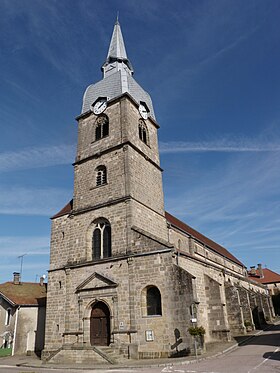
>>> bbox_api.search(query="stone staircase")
[94,345,128,364]
[43,344,128,365]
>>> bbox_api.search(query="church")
[42,20,274,364]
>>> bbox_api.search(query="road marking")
[161,367,173,373]
[161,368,220,373]
[0,366,16,369]
[247,347,279,373]
[108,370,135,372]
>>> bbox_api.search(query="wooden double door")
[90,302,110,346]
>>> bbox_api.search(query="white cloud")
[164,149,280,268]
[0,236,49,257]
[0,186,71,216]
[159,138,280,153]
[0,144,75,172]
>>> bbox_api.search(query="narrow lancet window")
[95,115,109,141]
[92,219,112,260]
[138,119,149,145]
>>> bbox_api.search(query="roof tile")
[0,282,47,306]
[248,268,280,284]
[165,211,244,267]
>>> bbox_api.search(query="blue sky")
[1,0,280,283]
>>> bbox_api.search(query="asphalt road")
[0,324,279,373]
[159,325,280,373]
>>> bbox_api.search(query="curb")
[10,321,280,371]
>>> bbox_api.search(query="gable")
[76,272,118,293]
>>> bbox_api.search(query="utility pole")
[18,254,27,282]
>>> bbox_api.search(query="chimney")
[250,266,256,275]
[257,263,264,278]
[39,276,45,286]
[13,272,21,285]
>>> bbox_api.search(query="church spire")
[82,19,155,119]
[102,19,134,77]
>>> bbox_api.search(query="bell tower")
[44,20,185,363]
[72,19,168,249]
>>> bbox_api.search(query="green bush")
[244,321,252,327]
[188,326,206,336]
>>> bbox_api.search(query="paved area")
[0,321,278,371]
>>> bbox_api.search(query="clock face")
[92,98,107,115]
[139,103,148,119]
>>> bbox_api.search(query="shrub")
[244,321,252,327]
[188,326,206,336]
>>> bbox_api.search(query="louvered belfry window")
[96,166,107,186]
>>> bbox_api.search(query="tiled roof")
[165,211,244,267]
[0,282,47,306]
[248,268,280,284]
[51,199,73,219]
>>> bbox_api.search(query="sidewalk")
[0,322,278,370]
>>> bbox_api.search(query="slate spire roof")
[82,20,155,119]
[102,18,133,76]
[107,18,127,58]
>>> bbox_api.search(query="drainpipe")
[12,306,20,356]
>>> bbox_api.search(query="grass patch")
[0,347,12,357]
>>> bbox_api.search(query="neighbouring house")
[248,264,280,295]
[0,272,47,356]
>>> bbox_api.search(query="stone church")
[43,20,274,364]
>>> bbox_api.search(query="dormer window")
[95,115,109,141]
[138,119,149,145]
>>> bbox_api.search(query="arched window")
[147,286,162,316]
[96,165,107,186]
[95,115,109,141]
[92,219,111,260]
[138,119,149,145]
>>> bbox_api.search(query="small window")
[95,115,109,141]
[5,308,11,326]
[147,286,162,316]
[92,219,112,260]
[138,119,149,145]
[96,165,107,186]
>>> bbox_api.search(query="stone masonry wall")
[128,254,193,357]
[225,284,244,335]
[128,146,165,215]
[49,202,129,270]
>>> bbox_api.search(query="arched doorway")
[90,301,110,346]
